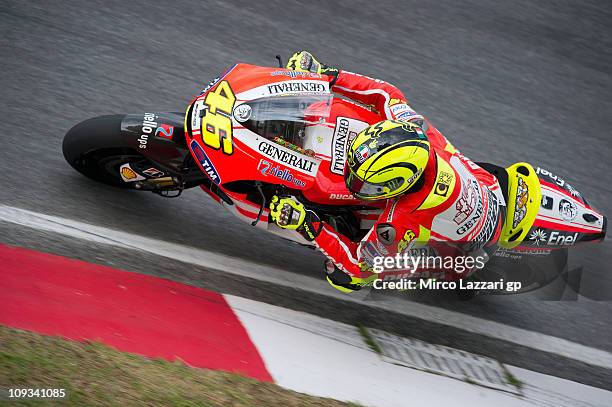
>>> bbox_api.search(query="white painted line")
[227,295,612,407]
[227,295,529,407]
[2,203,612,372]
[506,365,612,407]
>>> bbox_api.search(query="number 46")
[201,80,236,155]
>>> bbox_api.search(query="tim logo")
[190,140,220,185]
[155,124,174,140]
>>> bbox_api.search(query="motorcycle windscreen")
[236,94,332,149]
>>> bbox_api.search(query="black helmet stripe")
[363,139,430,175]
[364,161,418,181]
[379,139,430,152]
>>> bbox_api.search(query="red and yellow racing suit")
[314,70,506,291]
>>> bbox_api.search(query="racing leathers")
[280,53,507,292]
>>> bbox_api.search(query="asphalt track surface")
[1,0,611,384]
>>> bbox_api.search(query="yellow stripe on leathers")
[418,155,456,210]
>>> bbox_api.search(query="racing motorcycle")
[62,61,607,295]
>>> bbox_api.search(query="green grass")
[503,369,524,390]
[357,325,382,355]
[0,325,360,406]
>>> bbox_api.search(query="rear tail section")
[521,167,606,249]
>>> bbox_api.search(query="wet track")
[1,0,612,364]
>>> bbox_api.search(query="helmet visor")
[346,169,403,199]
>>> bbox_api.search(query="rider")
[270,51,506,292]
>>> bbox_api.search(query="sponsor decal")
[121,167,136,180]
[267,81,327,94]
[406,168,423,186]
[397,230,416,253]
[454,180,477,225]
[541,195,553,210]
[389,98,406,106]
[360,241,387,266]
[355,144,370,163]
[329,193,355,200]
[142,167,165,178]
[258,159,306,188]
[233,104,252,122]
[119,164,145,182]
[139,113,157,149]
[529,229,548,245]
[559,199,578,221]
[410,247,438,258]
[467,190,499,250]
[270,70,321,79]
[434,171,453,197]
[190,140,221,185]
[456,181,485,235]
[375,241,389,255]
[330,117,360,175]
[390,103,417,118]
[529,229,578,246]
[199,77,220,95]
[258,140,317,175]
[495,247,550,258]
[513,175,529,228]
[396,111,421,122]
[376,223,396,246]
[550,231,579,246]
[457,201,483,235]
[536,167,581,198]
[155,123,174,140]
[494,248,523,260]
[191,100,204,129]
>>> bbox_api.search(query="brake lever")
[251,181,266,226]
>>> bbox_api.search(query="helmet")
[345,120,430,200]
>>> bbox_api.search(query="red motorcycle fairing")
[184,64,387,230]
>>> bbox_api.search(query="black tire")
[62,115,141,188]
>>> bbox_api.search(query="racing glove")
[286,51,339,83]
[324,259,378,293]
[269,196,322,241]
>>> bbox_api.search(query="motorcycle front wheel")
[62,114,143,188]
